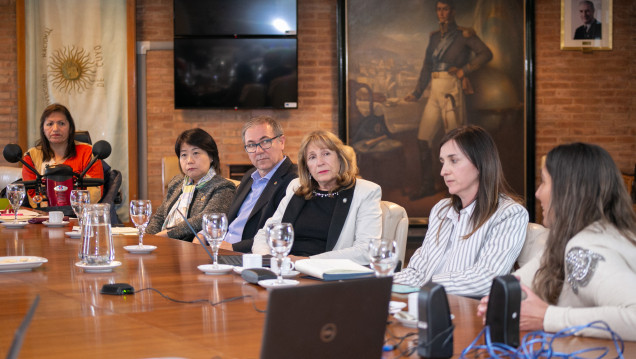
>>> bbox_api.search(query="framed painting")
[561,0,612,50]
[338,0,535,223]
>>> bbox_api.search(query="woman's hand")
[155,230,169,237]
[219,241,233,251]
[476,284,549,331]
[287,255,308,262]
[476,295,489,324]
[519,283,548,331]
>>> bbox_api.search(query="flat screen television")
[174,0,297,36]
[174,38,298,109]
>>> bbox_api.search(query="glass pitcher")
[80,203,114,265]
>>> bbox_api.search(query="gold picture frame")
[561,0,612,50]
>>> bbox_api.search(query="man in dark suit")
[573,1,601,40]
[221,116,297,253]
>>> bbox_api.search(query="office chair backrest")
[380,200,409,265]
[516,223,548,268]
[162,156,181,198]
[74,131,92,145]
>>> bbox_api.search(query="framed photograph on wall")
[561,0,612,50]
[337,0,535,223]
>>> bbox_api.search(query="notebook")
[294,258,374,281]
[260,276,393,359]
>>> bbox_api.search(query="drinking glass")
[70,190,90,229]
[266,222,294,284]
[202,213,228,268]
[6,184,26,223]
[368,239,398,277]
[80,204,114,265]
[130,200,152,247]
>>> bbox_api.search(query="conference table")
[1,221,632,358]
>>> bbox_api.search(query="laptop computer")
[260,276,393,359]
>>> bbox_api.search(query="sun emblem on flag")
[48,45,96,94]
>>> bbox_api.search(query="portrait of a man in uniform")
[345,0,527,219]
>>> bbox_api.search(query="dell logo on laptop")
[320,323,337,343]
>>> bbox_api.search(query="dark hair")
[174,128,221,174]
[437,125,519,239]
[36,103,77,161]
[241,115,284,144]
[437,0,455,10]
[533,143,636,304]
[579,0,595,11]
[295,130,358,199]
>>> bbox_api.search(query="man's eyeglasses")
[244,135,282,153]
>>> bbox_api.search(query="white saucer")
[43,221,69,228]
[0,256,48,272]
[394,311,418,328]
[389,301,407,314]
[1,221,28,228]
[75,261,122,273]
[258,279,300,288]
[65,231,82,239]
[197,264,234,275]
[123,245,157,254]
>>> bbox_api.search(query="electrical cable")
[134,287,267,313]
[459,321,625,359]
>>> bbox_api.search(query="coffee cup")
[49,211,64,224]
[270,257,295,274]
[242,253,262,268]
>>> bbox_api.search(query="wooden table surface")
[0,222,632,358]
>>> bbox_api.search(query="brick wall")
[0,0,634,214]
[137,0,339,205]
[534,0,636,172]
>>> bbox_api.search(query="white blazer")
[252,178,382,264]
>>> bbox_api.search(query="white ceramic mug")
[242,253,263,268]
[49,211,64,224]
[270,257,295,274]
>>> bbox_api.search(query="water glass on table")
[368,238,398,277]
[130,200,152,247]
[6,183,26,223]
[266,222,295,284]
[70,190,90,229]
[202,213,228,268]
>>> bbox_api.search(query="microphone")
[6,294,40,359]
[79,140,112,183]
[175,209,215,262]
[3,144,41,178]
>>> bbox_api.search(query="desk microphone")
[175,209,215,262]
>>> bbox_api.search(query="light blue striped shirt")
[394,195,528,297]
[225,157,286,244]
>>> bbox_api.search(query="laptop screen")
[260,276,393,359]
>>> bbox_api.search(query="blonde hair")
[295,130,358,199]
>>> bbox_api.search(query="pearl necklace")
[312,190,339,198]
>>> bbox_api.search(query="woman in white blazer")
[252,130,382,265]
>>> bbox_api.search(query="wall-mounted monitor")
[174,0,297,36]
[174,38,298,109]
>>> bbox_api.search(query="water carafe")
[80,203,114,265]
